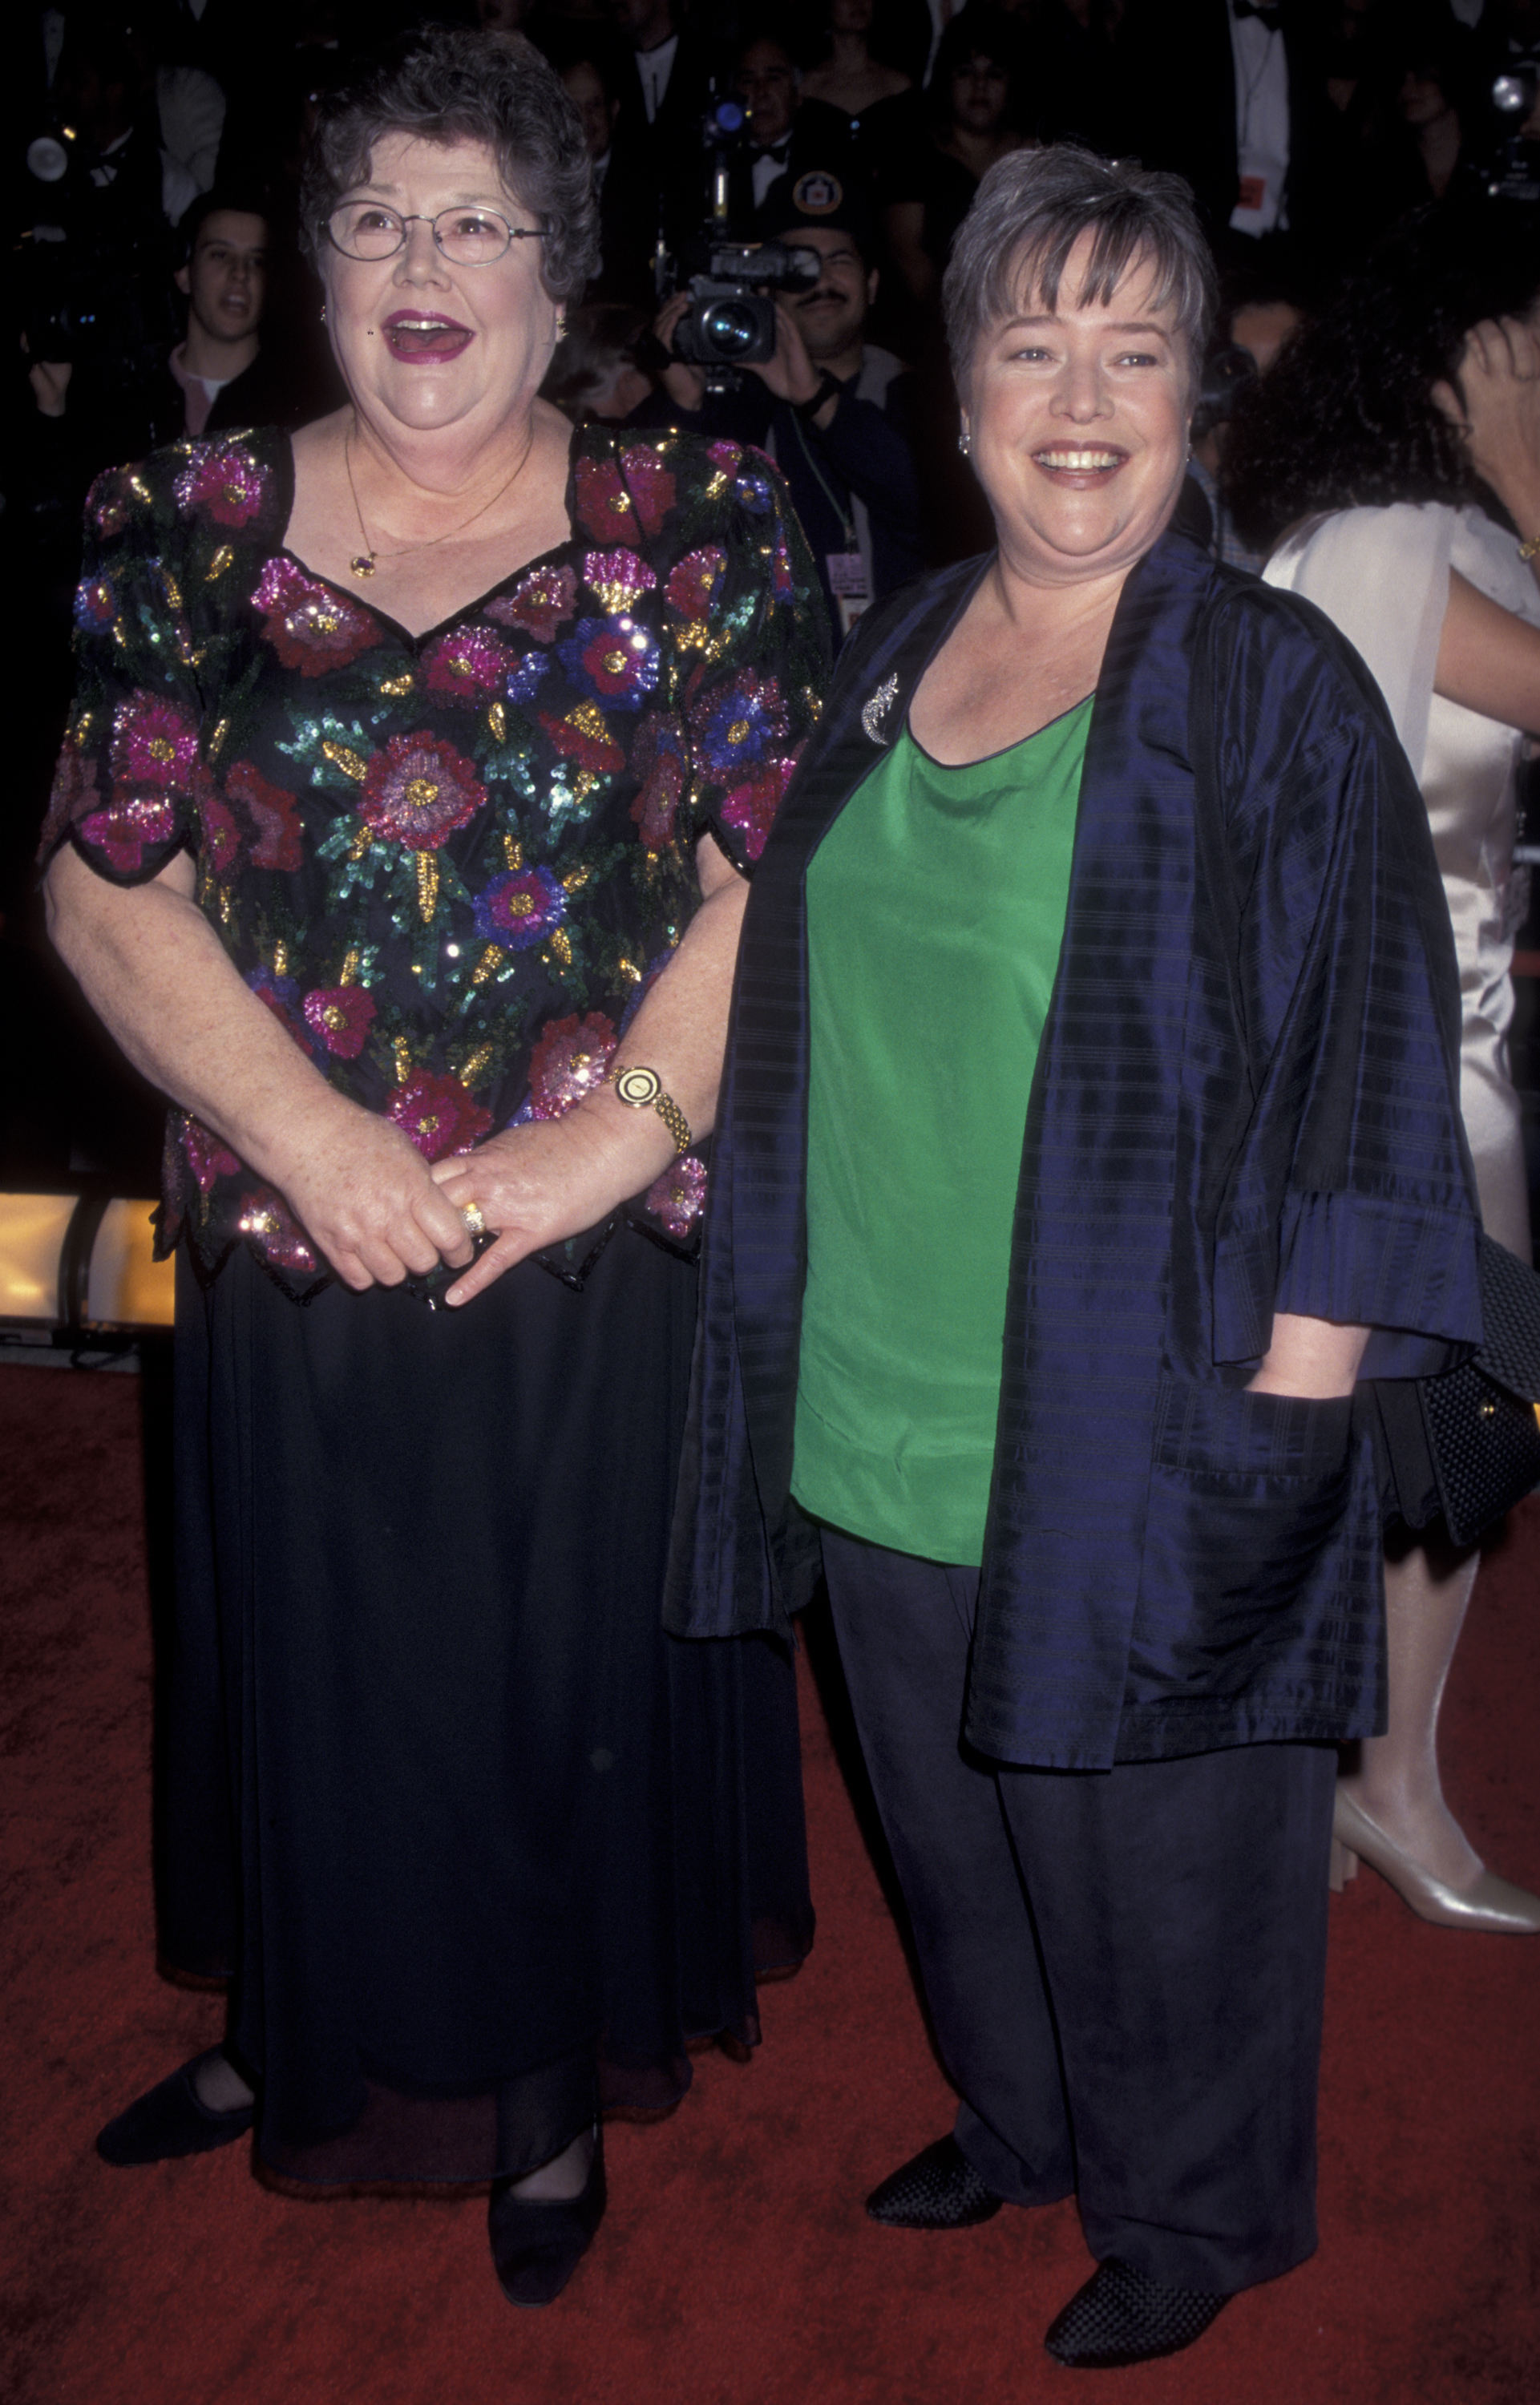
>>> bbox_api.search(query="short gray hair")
[943,146,1216,402]
[301,26,598,302]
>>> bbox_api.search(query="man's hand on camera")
[653,292,708,414]
[748,301,835,422]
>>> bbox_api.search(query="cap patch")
[792,171,843,216]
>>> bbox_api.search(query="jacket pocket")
[1128,1375,1356,1701]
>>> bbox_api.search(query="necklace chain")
[342,421,536,580]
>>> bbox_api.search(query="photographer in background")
[631,166,921,644]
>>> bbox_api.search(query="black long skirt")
[156,1232,812,2185]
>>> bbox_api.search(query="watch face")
[613,1065,662,1108]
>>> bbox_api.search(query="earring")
[957,427,971,456]
[556,312,568,341]
[319,302,327,325]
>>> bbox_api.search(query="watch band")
[609,1063,693,1155]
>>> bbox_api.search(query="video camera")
[671,240,821,376]
[650,91,821,391]
[17,115,180,372]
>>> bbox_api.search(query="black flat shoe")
[95,2051,256,2167]
[488,2131,606,2309]
[865,2134,1004,2229]
[1044,2257,1230,2367]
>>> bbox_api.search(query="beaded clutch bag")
[1377,1235,1540,1548]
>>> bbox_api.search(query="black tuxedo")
[1115,0,1343,263]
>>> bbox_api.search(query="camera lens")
[701,301,760,357]
[27,135,71,182]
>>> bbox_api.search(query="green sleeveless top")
[792,700,1091,1565]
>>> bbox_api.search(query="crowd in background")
[5,0,1540,1177]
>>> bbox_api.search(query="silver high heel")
[1330,1787,1540,1933]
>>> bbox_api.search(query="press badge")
[1236,174,1267,213]
[827,550,870,640]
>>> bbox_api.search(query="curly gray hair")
[944,147,1216,403]
[300,26,599,302]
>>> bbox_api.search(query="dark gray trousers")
[821,1526,1337,2294]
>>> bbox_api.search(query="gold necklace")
[342,422,536,580]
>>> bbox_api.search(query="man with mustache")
[635,168,922,644]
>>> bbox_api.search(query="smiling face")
[964,232,1194,590]
[321,131,559,440]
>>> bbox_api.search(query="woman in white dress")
[1229,216,1540,1932]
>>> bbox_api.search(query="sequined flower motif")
[720,757,797,863]
[200,786,243,877]
[79,796,179,874]
[689,669,787,777]
[246,966,309,1049]
[172,439,269,528]
[111,693,200,790]
[507,650,549,707]
[706,440,743,475]
[621,447,678,537]
[770,532,794,601]
[42,748,99,855]
[630,713,689,849]
[558,616,660,713]
[74,576,116,633]
[302,984,377,1059]
[574,455,633,542]
[236,1189,318,1275]
[88,468,133,539]
[253,556,379,676]
[527,1011,617,1119]
[183,1116,241,1193]
[226,761,303,871]
[665,546,726,621]
[539,704,626,777]
[422,624,512,701]
[386,1068,493,1161]
[358,732,487,849]
[584,547,657,615]
[486,562,576,643]
[733,463,774,517]
[472,865,567,952]
[645,1152,707,1239]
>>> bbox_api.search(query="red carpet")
[3,1360,1538,2404]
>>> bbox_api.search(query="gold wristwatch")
[608,1063,692,1155]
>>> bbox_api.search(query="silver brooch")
[861,673,899,746]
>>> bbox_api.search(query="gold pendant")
[350,553,376,580]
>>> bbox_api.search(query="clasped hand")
[270,1094,649,1306]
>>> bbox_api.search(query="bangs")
[988,210,1198,336]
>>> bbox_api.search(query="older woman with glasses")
[43,26,819,2306]
[671,148,1482,2368]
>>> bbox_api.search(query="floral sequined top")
[43,422,827,1298]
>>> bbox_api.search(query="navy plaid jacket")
[666,530,1483,1769]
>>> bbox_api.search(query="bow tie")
[758,137,791,161]
[1232,1,1281,20]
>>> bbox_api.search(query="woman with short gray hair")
[45,22,819,2308]
[674,143,1481,2366]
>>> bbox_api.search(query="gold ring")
[461,1201,487,1238]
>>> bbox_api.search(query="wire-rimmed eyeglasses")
[325,203,547,265]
